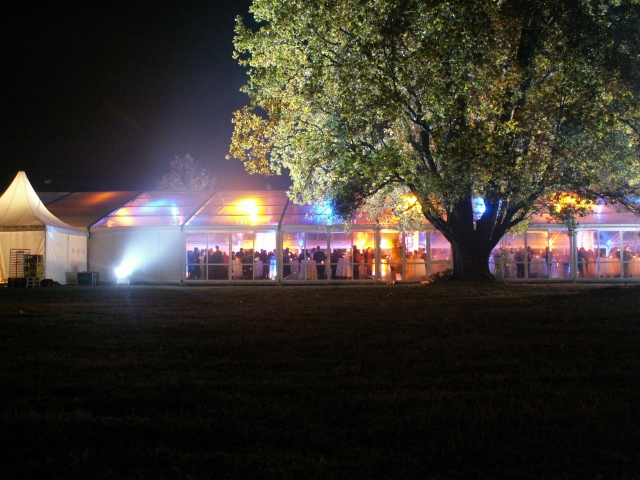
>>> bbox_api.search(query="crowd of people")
[187,244,381,280]
[577,245,637,278]
[187,247,276,280]
[491,244,639,279]
[493,246,568,279]
[282,245,375,279]
[187,240,640,280]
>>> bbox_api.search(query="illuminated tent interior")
[2,171,639,284]
[0,172,88,284]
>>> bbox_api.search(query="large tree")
[156,154,216,191]
[229,0,640,280]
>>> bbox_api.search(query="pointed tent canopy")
[0,172,83,232]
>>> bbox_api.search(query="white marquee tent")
[2,170,639,285]
[0,172,88,283]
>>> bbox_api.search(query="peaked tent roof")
[0,172,84,231]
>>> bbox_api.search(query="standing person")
[366,247,375,277]
[352,245,361,279]
[260,249,269,279]
[577,247,587,278]
[186,250,194,279]
[313,245,325,279]
[211,246,223,279]
[330,249,340,279]
[192,247,201,280]
[514,247,525,278]
[283,248,291,277]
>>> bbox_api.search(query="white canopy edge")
[0,172,85,233]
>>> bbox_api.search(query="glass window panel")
[575,230,596,278]
[253,231,277,280]
[282,231,329,280]
[622,230,640,254]
[527,231,549,278]
[429,231,451,277]
[429,231,451,261]
[230,232,255,280]
[344,230,375,280]
[405,231,427,281]
[381,231,402,282]
[304,232,328,280]
[623,231,640,278]
[328,232,352,280]
[186,233,208,280]
[597,231,621,278]
[353,231,375,280]
[282,232,303,280]
[203,233,230,280]
[501,233,524,278]
[548,231,572,279]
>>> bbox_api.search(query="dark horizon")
[1,1,291,193]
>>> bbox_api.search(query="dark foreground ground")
[1,283,639,479]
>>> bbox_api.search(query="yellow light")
[554,194,593,213]
[235,198,259,224]
[110,207,134,226]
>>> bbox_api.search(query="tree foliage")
[156,154,216,191]
[229,0,640,280]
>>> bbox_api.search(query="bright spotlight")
[114,262,133,284]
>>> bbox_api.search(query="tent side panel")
[89,233,116,283]
[157,231,183,283]
[45,230,69,284]
[90,230,182,283]
[65,234,88,284]
[116,231,159,283]
[69,234,88,272]
[0,231,45,282]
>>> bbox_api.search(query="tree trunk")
[426,197,503,282]
[423,196,514,282]
[450,238,495,282]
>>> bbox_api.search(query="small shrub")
[428,268,453,283]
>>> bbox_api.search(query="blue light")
[312,202,333,215]
[473,197,486,217]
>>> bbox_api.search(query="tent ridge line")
[182,190,219,228]
[90,191,143,227]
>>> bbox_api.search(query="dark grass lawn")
[1,283,639,479]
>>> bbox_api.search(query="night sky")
[2,1,291,192]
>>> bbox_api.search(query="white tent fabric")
[0,172,87,283]
[0,172,81,230]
